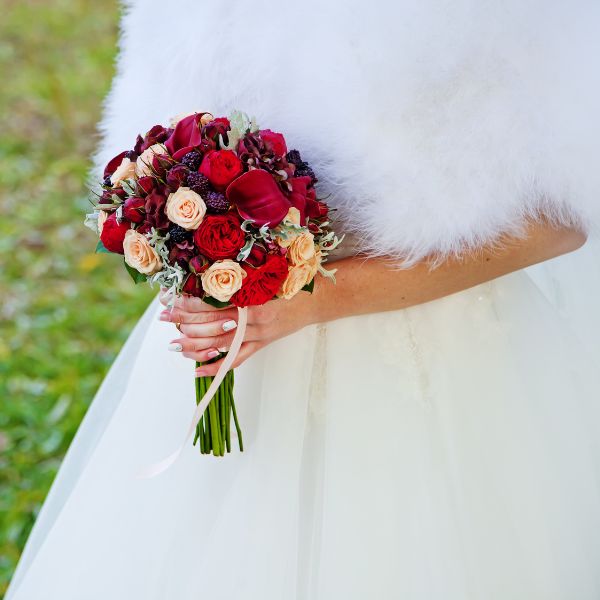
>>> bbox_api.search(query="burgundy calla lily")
[164,114,203,155]
[226,169,291,228]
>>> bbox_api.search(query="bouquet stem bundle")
[193,364,243,456]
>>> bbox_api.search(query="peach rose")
[123,230,162,275]
[97,209,108,235]
[110,157,136,186]
[135,143,167,177]
[278,264,313,300]
[165,187,207,230]
[274,208,303,248]
[287,231,316,266]
[201,260,246,302]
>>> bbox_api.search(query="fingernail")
[168,343,182,352]
[218,347,228,353]
[159,311,171,322]
[207,349,220,359]
[222,320,237,332]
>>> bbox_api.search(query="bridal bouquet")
[85,111,341,464]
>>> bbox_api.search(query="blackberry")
[286,149,302,165]
[103,175,112,187]
[204,191,230,213]
[168,224,191,244]
[186,171,212,196]
[181,151,202,171]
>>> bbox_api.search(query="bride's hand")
[158,290,315,375]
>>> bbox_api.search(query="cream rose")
[287,231,316,266]
[201,260,246,302]
[135,143,167,177]
[97,209,108,235]
[110,157,136,186]
[123,230,162,275]
[274,208,303,248]
[278,264,313,300]
[165,187,207,230]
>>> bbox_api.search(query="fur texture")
[96,0,600,263]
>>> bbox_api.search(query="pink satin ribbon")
[139,305,248,478]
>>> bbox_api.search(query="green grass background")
[0,1,153,595]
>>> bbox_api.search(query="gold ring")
[176,322,182,332]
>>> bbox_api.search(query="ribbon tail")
[138,305,248,479]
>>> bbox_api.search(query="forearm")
[307,220,586,324]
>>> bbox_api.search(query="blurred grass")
[0,0,153,595]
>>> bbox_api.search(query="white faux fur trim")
[96,0,600,263]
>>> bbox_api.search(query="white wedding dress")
[7,1,600,598]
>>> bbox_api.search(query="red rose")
[199,150,243,191]
[259,129,287,157]
[193,212,246,261]
[164,114,203,155]
[100,212,130,254]
[226,169,291,228]
[123,197,145,223]
[231,253,289,307]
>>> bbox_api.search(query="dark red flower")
[189,255,209,275]
[137,176,156,196]
[231,253,289,307]
[288,176,317,225]
[183,274,203,297]
[103,151,128,179]
[122,197,145,223]
[166,164,190,191]
[164,114,203,155]
[199,150,243,192]
[259,129,287,157]
[144,187,170,230]
[100,213,130,254]
[227,169,291,228]
[193,212,246,261]
[244,243,267,267]
[169,240,195,268]
[202,117,231,144]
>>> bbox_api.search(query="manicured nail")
[222,320,237,332]
[218,347,228,353]
[159,310,171,321]
[168,343,182,352]
[207,349,220,359]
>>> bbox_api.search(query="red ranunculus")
[100,212,130,254]
[226,169,291,228]
[193,212,246,261]
[259,129,287,157]
[199,150,243,191]
[164,114,203,155]
[123,197,145,223]
[231,253,289,307]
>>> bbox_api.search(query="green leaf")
[202,295,231,309]
[95,239,111,254]
[124,260,147,284]
[301,278,315,293]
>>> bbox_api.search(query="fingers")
[159,306,238,325]
[174,317,239,340]
[194,342,262,376]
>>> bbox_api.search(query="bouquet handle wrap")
[138,306,248,478]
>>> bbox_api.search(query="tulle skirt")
[7,244,600,600]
